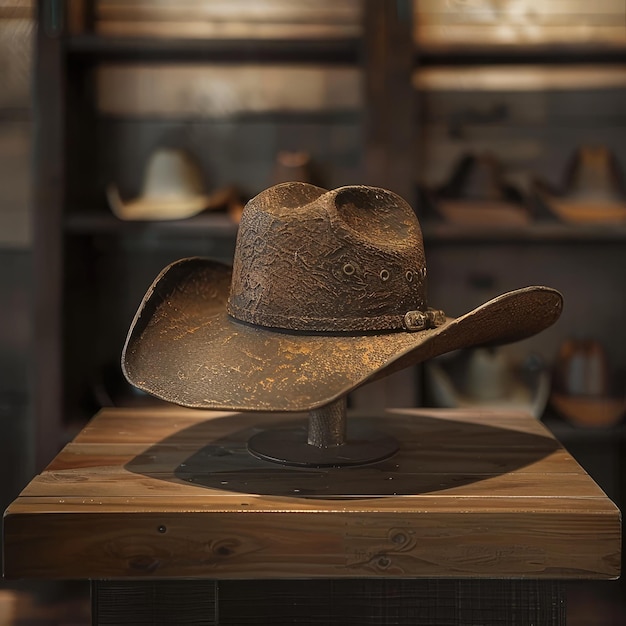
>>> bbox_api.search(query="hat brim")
[436,200,531,226]
[550,393,625,427]
[536,189,626,224]
[424,360,551,418]
[122,258,562,412]
[107,184,211,221]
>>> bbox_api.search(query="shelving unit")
[411,10,626,610]
[422,222,626,243]
[33,0,413,467]
[417,46,626,66]
[33,2,625,540]
[64,211,239,236]
[66,34,361,63]
[28,3,626,621]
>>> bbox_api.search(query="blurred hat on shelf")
[226,149,316,226]
[533,146,626,224]
[271,150,313,185]
[121,182,562,412]
[425,152,532,226]
[106,148,241,221]
[424,348,551,418]
[550,338,625,427]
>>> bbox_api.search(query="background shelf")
[67,35,361,64]
[65,210,240,237]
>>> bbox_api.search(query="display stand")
[4,406,621,625]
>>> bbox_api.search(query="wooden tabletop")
[3,406,621,580]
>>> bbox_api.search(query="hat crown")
[568,146,623,201]
[141,149,205,199]
[227,182,428,332]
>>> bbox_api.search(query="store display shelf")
[66,35,361,65]
[542,411,626,443]
[65,213,626,243]
[64,210,239,237]
[415,45,626,67]
[421,221,626,244]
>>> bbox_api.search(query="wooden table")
[4,406,621,625]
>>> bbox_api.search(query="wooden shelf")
[542,412,626,443]
[421,221,626,244]
[64,213,626,243]
[97,110,361,123]
[416,45,626,67]
[66,35,361,65]
[64,211,239,238]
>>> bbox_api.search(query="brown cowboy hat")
[122,182,562,411]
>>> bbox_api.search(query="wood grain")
[94,0,362,40]
[96,65,361,118]
[3,407,621,580]
[414,0,626,48]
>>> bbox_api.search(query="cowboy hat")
[106,147,240,221]
[424,152,533,227]
[424,348,551,418]
[550,339,625,427]
[122,182,562,412]
[533,146,626,224]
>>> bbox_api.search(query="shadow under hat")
[122,182,563,413]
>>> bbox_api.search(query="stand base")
[247,426,399,467]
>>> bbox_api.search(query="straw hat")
[106,148,235,221]
[122,182,562,411]
[425,348,551,418]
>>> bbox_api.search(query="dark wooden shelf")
[97,110,360,123]
[65,211,239,238]
[66,35,361,65]
[65,213,626,243]
[542,411,626,443]
[421,221,626,244]
[416,45,626,67]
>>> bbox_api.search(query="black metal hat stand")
[246,396,399,468]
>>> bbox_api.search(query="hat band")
[403,308,447,331]
[228,305,446,334]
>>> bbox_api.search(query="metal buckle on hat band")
[403,308,446,331]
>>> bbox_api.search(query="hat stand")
[247,396,399,467]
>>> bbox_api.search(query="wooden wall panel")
[0,8,34,248]
[0,123,31,247]
[0,16,33,110]
[96,65,361,118]
[94,0,362,39]
[414,0,626,49]
[414,85,626,188]
[425,243,626,370]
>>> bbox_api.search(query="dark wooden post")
[33,0,67,469]
[362,0,415,202]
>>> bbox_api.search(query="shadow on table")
[125,410,559,499]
